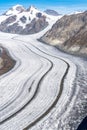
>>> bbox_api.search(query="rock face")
[20,16,48,34]
[0,15,48,34]
[41,11,87,55]
[20,16,27,23]
[0,5,51,34]
[64,24,87,54]
[44,9,59,16]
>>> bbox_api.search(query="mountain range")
[0,5,87,55]
[0,5,59,34]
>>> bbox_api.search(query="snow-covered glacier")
[0,21,87,130]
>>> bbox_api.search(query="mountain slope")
[63,24,87,54]
[41,11,87,55]
[0,5,58,34]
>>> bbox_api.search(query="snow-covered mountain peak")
[27,5,39,14]
[0,4,61,35]
[5,4,25,16]
[29,5,37,11]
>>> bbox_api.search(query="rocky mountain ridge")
[0,5,58,34]
[41,11,87,55]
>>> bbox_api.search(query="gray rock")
[1,15,17,25]
[21,16,48,34]
[0,22,23,34]
[20,16,27,23]
[36,12,42,18]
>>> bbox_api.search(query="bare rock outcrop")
[41,11,87,55]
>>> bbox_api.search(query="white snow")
[5,5,25,16]
[0,15,9,24]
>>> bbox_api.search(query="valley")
[0,4,87,130]
[0,24,87,130]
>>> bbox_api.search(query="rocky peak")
[27,5,38,14]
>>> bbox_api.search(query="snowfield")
[0,20,87,130]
